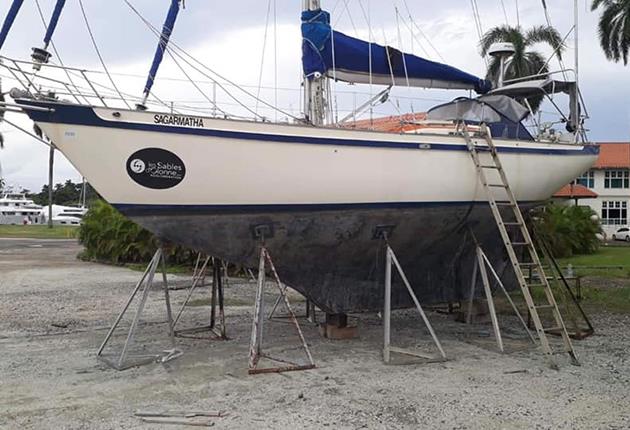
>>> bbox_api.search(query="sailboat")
[1,1,597,314]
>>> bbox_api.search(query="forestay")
[301,8,492,94]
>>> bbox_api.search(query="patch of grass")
[0,225,78,239]
[579,285,630,313]
[557,246,630,278]
[494,282,630,315]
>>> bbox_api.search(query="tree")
[592,0,630,65]
[480,25,564,112]
[533,203,601,258]
[30,179,100,206]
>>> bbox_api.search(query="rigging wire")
[400,0,445,62]
[329,3,338,124]
[333,0,359,38]
[161,42,228,116]
[33,0,90,105]
[122,0,298,121]
[539,0,568,80]
[393,8,432,59]
[356,0,374,126]
[255,0,272,117]
[470,0,484,40]
[394,8,410,89]
[273,0,277,122]
[123,0,264,120]
[368,0,373,127]
[499,0,509,25]
[469,0,489,69]
[77,0,131,109]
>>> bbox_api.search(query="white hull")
[25,103,596,208]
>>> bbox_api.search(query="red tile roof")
[553,183,598,199]
[593,143,630,169]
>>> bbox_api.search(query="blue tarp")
[301,9,492,94]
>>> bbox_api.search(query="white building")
[555,142,630,236]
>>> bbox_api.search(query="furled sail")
[0,0,24,51]
[142,0,181,100]
[301,9,492,94]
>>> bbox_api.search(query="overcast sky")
[1,0,629,192]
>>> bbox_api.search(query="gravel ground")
[1,238,629,429]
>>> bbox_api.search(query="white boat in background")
[1,0,597,313]
[0,190,44,225]
[40,204,87,226]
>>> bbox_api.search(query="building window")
[576,171,595,188]
[602,201,628,225]
[604,170,630,189]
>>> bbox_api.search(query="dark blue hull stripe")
[18,100,600,156]
[113,201,539,216]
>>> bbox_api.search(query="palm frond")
[594,0,630,65]
[480,25,523,56]
[591,0,616,11]
[524,25,565,60]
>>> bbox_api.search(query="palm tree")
[480,25,564,111]
[592,0,630,65]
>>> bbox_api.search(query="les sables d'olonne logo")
[126,148,186,190]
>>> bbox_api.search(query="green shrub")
[532,203,601,258]
[78,200,197,265]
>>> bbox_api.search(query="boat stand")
[173,255,228,340]
[532,229,595,340]
[467,245,536,353]
[248,244,316,375]
[97,247,182,370]
[381,235,447,364]
[268,283,319,325]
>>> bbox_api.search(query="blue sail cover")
[43,0,66,48]
[143,0,180,97]
[0,0,24,51]
[302,9,492,94]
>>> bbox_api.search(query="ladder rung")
[511,242,531,246]
[526,283,546,288]
[543,326,563,333]
[487,183,508,188]
[480,165,499,169]
[519,262,537,267]
[503,222,522,226]
[496,202,515,207]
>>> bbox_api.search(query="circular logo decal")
[129,159,146,174]
[126,148,186,190]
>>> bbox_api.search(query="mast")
[303,0,326,126]
[572,0,580,134]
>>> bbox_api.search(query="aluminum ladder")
[462,124,579,369]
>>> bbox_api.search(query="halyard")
[1,238,629,429]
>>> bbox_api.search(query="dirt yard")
[1,238,629,429]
